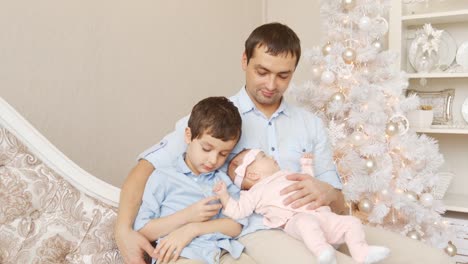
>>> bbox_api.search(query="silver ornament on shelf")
[364,157,377,173]
[311,65,324,81]
[342,47,356,64]
[322,42,332,56]
[419,193,434,207]
[358,198,373,213]
[372,39,383,52]
[359,16,371,31]
[349,131,366,146]
[385,121,399,136]
[342,0,356,11]
[330,92,346,103]
[321,70,335,85]
[405,191,418,201]
[407,230,421,240]
[445,241,457,257]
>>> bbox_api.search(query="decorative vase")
[407,110,434,129]
[414,49,439,73]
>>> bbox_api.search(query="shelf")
[444,193,468,213]
[413,127,468,134]
[407,72,468,79]
[402,9,468,26]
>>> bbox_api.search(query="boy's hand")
[181,196,221,223]
[154,223,198,263]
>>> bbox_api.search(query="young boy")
[213,149,390,264]
[133,96,249,264]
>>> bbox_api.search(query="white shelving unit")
[390,1,468,262]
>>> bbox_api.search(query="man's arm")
[114,160,156,264]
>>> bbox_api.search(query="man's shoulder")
[285,100,322,122]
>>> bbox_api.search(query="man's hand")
[280,173,337,210]
[115,227,156,264]
[180,196,222,223]
[154,223,199,263]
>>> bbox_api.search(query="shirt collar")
[237,86,290,117]
[176,154,217,179]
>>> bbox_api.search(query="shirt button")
[268,121,272,126]
[302,148,306,152]
[271,147,275,151]
[160,142,164,145]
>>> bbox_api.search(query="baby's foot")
[318,247,337,264]
[364,246,390,264]
[301,153,314,176]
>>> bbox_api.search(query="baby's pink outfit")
[223,170,371,263]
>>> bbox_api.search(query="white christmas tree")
[292,0,455,252]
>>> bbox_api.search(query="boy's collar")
[176,154,217,179]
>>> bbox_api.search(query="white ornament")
[405,191,418,201]
[445,241,457,257]
[358,198,373,213]
[311,65,324,81]
[419,193,434,207]
[330,92,346,103]
[359,16,372,31]
[372,39,383,52]
[407,230,421,240]
[321,70,336,85]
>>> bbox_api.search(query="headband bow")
[233,149,262,188]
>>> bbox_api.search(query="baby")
[213,149,390,264]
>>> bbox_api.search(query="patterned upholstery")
[0,127,123,263]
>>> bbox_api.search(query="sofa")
[0,97,123,263]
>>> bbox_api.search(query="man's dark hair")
[245,22,301,67]
[188,96,242,142]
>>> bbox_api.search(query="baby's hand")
[213,181,227,194]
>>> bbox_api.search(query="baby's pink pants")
[284,210,369,263]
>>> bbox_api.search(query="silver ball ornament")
[385,122,399,136]
[359,16,371,31]
[405,191,418,201]
[445,241,457,257]
[358,198,373,213]
[330,92,346,103]
[350,131,366,146]
[364,157,377,173]
[342,47,356,64]
[342,0,356,11]
[407,230,421,240]
[419,193,434,207]
[311,65,324,81]
[372,39,383,52]
[321,70,335,85]
[322,42,332,56]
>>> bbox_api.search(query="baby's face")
[248,152,281,176]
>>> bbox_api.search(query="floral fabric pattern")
[0,127,123,263]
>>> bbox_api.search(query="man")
[115,22,454,264]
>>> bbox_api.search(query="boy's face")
[184,128,237,175]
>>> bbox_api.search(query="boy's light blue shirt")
[139,87,343,235]
[134,155,246,264]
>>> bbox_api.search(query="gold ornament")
[364,157,377,173]
[342,47,356,64]
[358,198,373,213]
[342,15,351,26]
[349,131,366,146]
[358,16,371,31]
[385,121,399,136]
[407,230,421,240]
[330,92,346,103]
[311,65,324,80]
[321,70,335,85]
[405,191,418,201]
[445,241,457,257]
[322,42,332,56]
[342,0,356,11]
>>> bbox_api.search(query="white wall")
[1,0,263,187]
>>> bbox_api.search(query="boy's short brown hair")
[188,96,242,142]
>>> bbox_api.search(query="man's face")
[242,45,296,110]
[184,129,237,175]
